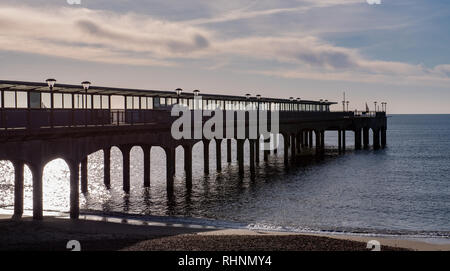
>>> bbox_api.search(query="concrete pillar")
[363,127,369,149]
[215,139,222,172]
[342,129,346,152]
[304,131,308,147]
[309,131,313,148]
[80,157,88,194]
[315,131,321,154]
[31,165,43,220]
[255,138,260,162]
[381,127,387,148]
[296,133,302,153]
[103,147,111,189]
[249,139,255,174]
[283,134,289,166]
[184,145,192,187]
[264,137,270,161]
[143,145,151,188]
[12,161,24,219]
[227,139,232,163]
[373,129,380,150]
[120,145,132,193]
[68,160,79,220]
[291,134,296,159]
[237,139,244,174]
[166,147,175,192]
[321,130,325,154]
[338,130,342,153]
[203,139,210,174]
[355,128,362,150]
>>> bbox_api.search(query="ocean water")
[0,115,449,238]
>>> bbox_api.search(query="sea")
[1,114,449,242]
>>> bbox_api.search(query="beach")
[1,215,448,251]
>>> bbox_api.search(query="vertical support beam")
[264,137,270,161]
[296,133,301,153]
[381,127,387,148]
[215,139,222,172]
[166,147,175,192]
[321,130,325,154]
[226,139,232,163]
[355,128,362,150]
[203,139,210,174]
[315,130,321,154]
[31,165,43,220]
[12,161,24,219]
[309,131,313,148]
[283,134,289,166]
[338,130,342,153]
[143,145,151,188]
[363,127,369,149]
[121,145,132,193]
[184,145,192,187]
[80,157,88,194]
[342,129,346,152]
[291,134,296,159]
[373,129,380,150]
[303,131,308,147]
[249,139,255,174]
[103,147,111,189]
[68,160,79,220]
[237,139,244,174]
[255,137,260,162]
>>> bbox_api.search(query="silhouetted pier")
[0,80,387,220]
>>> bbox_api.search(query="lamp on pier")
[374,101,377,112]
[346,101,349,112]
[175,88,183,104]
[81,81,91,110]
[46,78,57,90]
[193,89,200,96]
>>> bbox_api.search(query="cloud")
[0,2,449,87]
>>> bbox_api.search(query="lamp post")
[346,101,349,112]
[193,89,200,110]
[82,81,91,127]
[289,97,294,111]
[297,98,301,111]
[175,88,183,104]
[46,79,56,127]
[374,101,377,112]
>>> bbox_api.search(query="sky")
[1,0,450,113]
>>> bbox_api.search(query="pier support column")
[215,139,222,172]
[165,147,175,192]
[255,137,260,162]
[283,134,289,166]
[291,134,296,160]
[68,160,79,220]
[373,129,380,150]
[363,127,369,149]
[342,129,346,152]
[303,131,308,147]
[143,145,151,188]
[321,130,325,154]
[12,161,24,219]
[80,157,88,194]
[309,131,313,148]
[355,128,362,150]
[249,139,256,174]
[227,139,232,163]
[120,145,132,193]
[103,147,111,189]
[237,139,245,174]
[31,164,43,220]
[297,132,303,153]
[381,127,387,148]
[338,130,342,153]
[184,145,192,187]
[315,131,321,155]
[203,139,210,174]
[264,137,270,161]
[273,135,278,154]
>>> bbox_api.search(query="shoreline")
[1,213,449,251]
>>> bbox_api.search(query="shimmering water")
[1,115,449,237]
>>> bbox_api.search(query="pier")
[0,80,387,220]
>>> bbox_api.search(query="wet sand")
[1,216,447,251]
